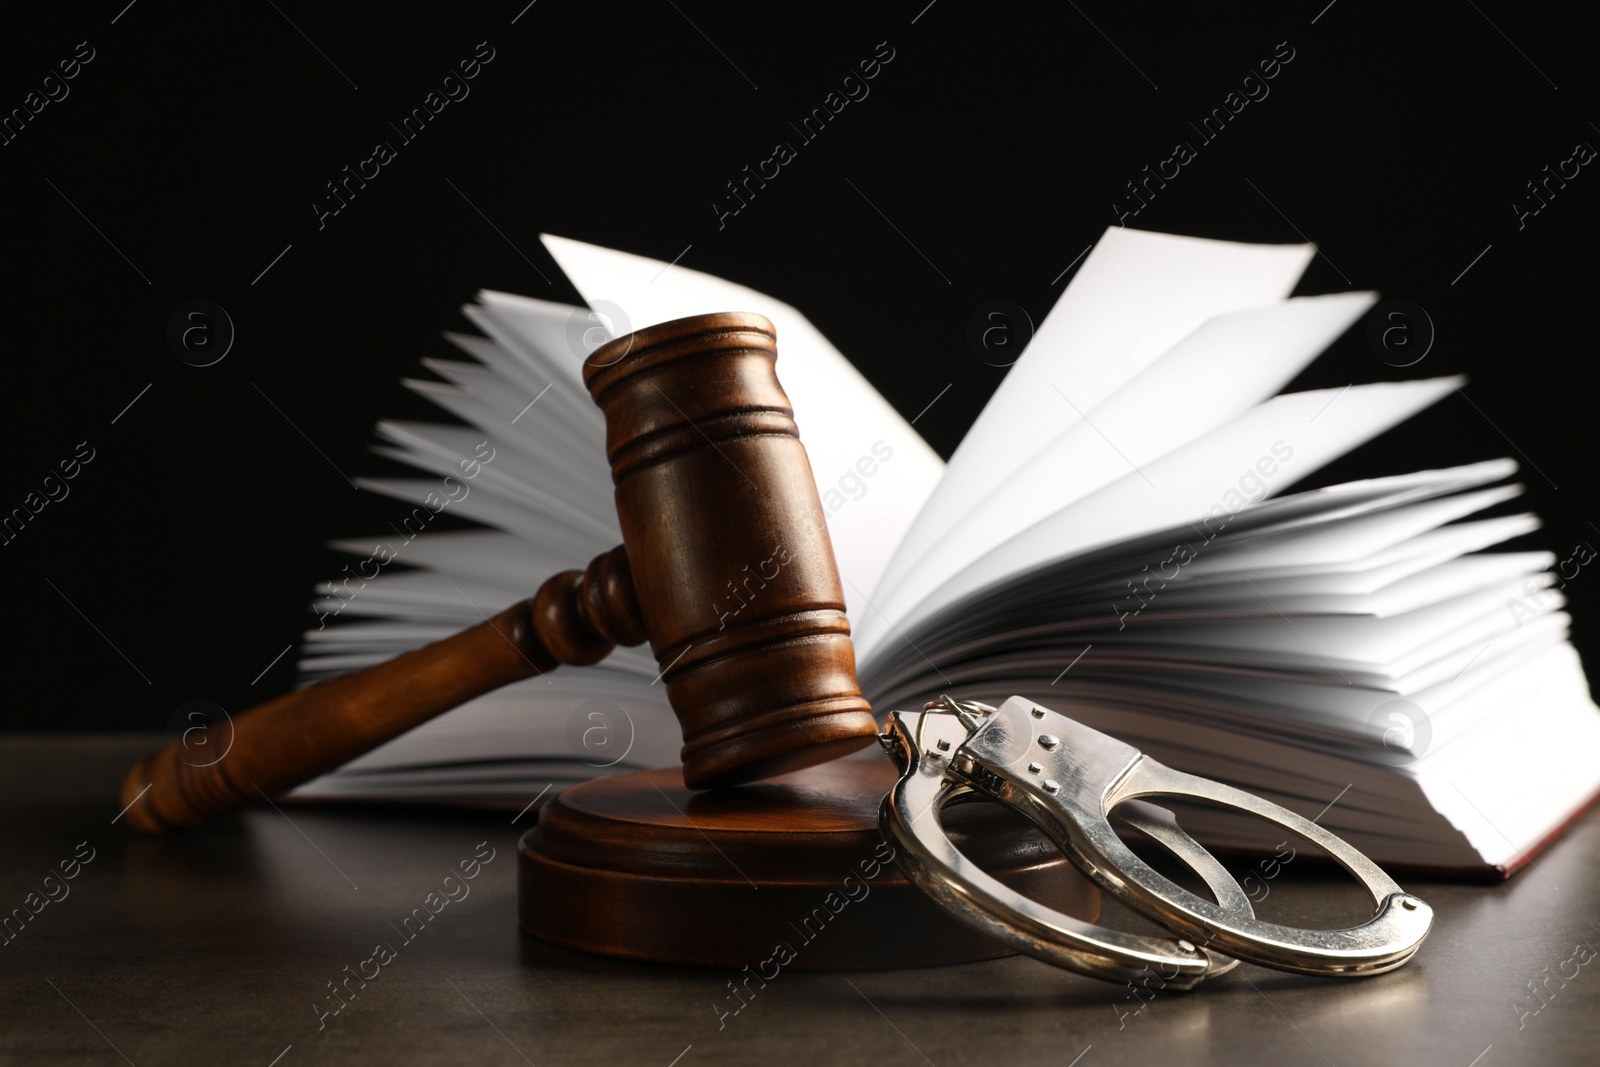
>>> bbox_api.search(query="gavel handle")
[119,546,645,833]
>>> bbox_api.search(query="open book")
[290,227,1600,877]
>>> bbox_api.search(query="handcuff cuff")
[878,696,1433,987]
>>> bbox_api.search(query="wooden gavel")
[121,312,881,832]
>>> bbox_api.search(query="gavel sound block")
[518,760,1099,969]
[120,310,1102,967]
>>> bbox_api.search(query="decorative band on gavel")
[120,312,880,833]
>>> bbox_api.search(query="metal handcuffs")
[879,696,1433,987]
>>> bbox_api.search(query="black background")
[2,1,1595,733]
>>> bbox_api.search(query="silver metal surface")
[879,695,1434,984]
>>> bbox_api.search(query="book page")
[1139,551,1551,617]
[541,235,946,619]
[859,228,1316,648]
[1182,483,1525,576]
[464,295,605,424]
[1176,513,1539,592]
[1420,643,1600,867]
[858,377,1463,665]
[861,292,1375,638]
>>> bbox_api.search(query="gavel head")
[584,312,879,788]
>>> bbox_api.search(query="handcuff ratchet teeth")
[878,695,1433,986]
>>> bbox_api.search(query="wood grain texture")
[120,547,640,833]
[119,312,879,831]
[585,313,879,787]
[518,758,1101,969]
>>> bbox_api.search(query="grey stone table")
[2,736,1597,1066]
